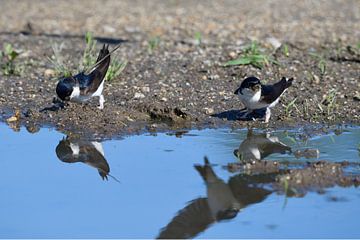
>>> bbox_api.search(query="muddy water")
[0,124,359,238]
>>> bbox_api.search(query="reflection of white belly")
[70,143,80,155]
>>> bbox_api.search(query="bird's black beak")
[234,87,241,95]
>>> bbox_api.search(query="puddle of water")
[0,124,359,238]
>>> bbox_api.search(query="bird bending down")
[56,44,111,109]
[234,76,293,123]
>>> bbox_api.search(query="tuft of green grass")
[194,31,202,45]
[223,41,279,69]
[48,42,72,77]
[0,43,22,75]
[148,36,160,54]
[285,97,297,118]
[49,31,126,80]
[309,52,326,75]
[283,44,289,57]
[237,152,244,162]
[82,31,97,70]
[323,89,337,116]
[105,60,127,81]
[283,130,297,144]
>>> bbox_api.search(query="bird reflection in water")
[157,157,276,239]
[234,129,292,161]
[56,137,118,181]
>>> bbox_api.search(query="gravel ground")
[0,0,359,138]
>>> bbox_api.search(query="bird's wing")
[260,77,293,104]
[157,198,214,239]
[78,44,110,95]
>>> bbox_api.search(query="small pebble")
[44,69,56,78]
[134,92,145,99]
[203,107,214,115]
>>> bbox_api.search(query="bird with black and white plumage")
[55,44,115,109]
[234,76,294,123]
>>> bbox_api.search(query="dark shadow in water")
[234,129,292,161]
[157,157,277,239]
[211,108,266,121]
[55,137,111,180]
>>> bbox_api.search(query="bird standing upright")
[55,44,112,109]
[234,76,293,123]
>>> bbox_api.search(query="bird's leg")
[264,108,271,123]
[242,109,250,118]
[241,109,256,121]
[98,95,105,109]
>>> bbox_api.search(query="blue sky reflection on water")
[0,124,359,238]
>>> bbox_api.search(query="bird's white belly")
[69,86,89,103]
[239,89,267,109]
[69,80,104,103]
[268,98,279,108]
[92,80,104,97]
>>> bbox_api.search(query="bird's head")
[241,76,261,93]
[56,77,74,101]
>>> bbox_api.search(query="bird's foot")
[238,109,250,120]
[98,95,105,109]
[264,108,271,123]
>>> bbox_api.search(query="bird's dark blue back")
[73,72,92,90]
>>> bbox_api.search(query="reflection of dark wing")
[261,77,293,104]
[80,145,110,180]
[228,173,275,207]
[77,44,110,95]
[55,139,78,162]
[157,198,214,239]
[258,139,291,159]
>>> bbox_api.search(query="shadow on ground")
[211,108,266,121]
[0,30,128,45]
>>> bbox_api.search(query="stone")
[134,92,145,99]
